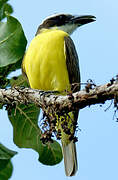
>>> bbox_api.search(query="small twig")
[104,100,113,112]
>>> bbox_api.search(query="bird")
[22,13,96,176]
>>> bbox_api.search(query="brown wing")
[64,35,80,126]
[63,36,80,176]
[64,36,80,92]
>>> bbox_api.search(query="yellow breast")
[23,29,70,91]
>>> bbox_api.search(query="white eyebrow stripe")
[41,13,71,23]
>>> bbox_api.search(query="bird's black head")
[36,13,96,35]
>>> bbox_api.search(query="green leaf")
[10,74,29,87]
[0,3,13,21]
[0,0,13,21]
[0,62,21,89]
[0,143,17,171]
[39,140,63,165]
[0,103,3,109]
[8,104,63,165]
[0,0,8,7]
[0,56,22,77]
[0,15,27,67]
[0,161,13,180]
[0,143,17,179]
[0,59,22,88]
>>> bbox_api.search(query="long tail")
[62,140,78,176]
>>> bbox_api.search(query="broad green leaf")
[0,143,17,179]
[9,104,63,165]
[0,59,22,88]
[0,143,17,171]
[0,15,27,67]
[0,1,13,21]
[39,140,63,165]
[0,161,13,180]
[0,0,8,7]
[0,57,22,77]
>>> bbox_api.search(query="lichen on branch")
[0,78,118,112]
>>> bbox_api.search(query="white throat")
[52,24,78,35]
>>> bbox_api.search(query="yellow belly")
[23,29,70,91]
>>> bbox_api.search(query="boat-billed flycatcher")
[22,13,95,176]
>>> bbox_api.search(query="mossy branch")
[0,79,118,113]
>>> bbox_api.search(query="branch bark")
[0,80,118,112]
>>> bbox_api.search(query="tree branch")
[0,80,118,113]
